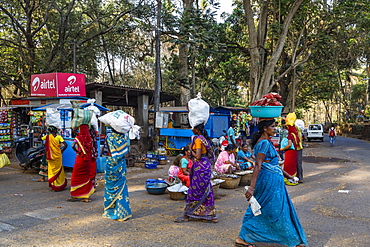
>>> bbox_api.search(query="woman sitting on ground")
[214,144,240,174]
[177,145,193,187]
[237,144,255,170]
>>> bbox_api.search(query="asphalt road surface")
[0,134,369,247]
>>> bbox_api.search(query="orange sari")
[45,134,67,191]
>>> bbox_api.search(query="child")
[168,154,182,182]
[236,143,255,170]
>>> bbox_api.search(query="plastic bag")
[85,98,101,116]
[90,114,98,131]
[0,153,10,168]
[280,137,295,150]
[187,92,210,128]
[46,108,62,128]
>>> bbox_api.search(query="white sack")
[98,110,141,139]
[90,114,99,131]
[85,98,101,116]
[188,92,210,128]
[46,108,62,129]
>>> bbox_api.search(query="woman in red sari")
[67,124,95,202]
[282,125,300,186]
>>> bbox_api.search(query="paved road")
[0,135,369,247]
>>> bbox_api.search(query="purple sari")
[184,135,217,221]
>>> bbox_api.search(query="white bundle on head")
[187,92,210,128]
[85,98,101,116]
[98,110,141,139]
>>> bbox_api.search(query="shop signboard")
[30,73,86,97]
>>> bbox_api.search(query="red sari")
[70,124,95,199]
[283,126,300,176]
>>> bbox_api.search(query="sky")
[216,0,234,21]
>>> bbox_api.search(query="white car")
[306,124,324,142]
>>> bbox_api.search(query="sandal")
[174,217,189,223]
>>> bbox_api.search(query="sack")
[98,110,134,134]
[71,108,93,129]
[280,137,295,150]
[329,129,335,137]
[46,108,62,129]
[187,93,210,128]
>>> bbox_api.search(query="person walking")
[227,120,238,147]
[235,118,308,247]
[174,123,217,223]
[43,126,68,191]
[329,124,337,147]
[296,125,304,183]
[67,124,95,203]
[282,118,300,186]
[102,128,132,221]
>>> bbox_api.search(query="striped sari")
[45,134,67,191]
[102,132,132,221]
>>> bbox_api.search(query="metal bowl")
[146,183,167,195]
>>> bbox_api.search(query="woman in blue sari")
[175,123,217,223]
[236,119,307,247]
[102,130,132,221]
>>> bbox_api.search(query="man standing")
[295,119,305,183]
[227,121,238,147]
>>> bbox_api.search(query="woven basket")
[212,184,220,198]
[239,173,253,186]
[168,191,186,200]
[219,176,240,189]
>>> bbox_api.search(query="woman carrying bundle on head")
[235,118,307,247]
[174,123,217,223]
[67,124,95,203]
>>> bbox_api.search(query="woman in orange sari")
[43,126,68,191]
[67,124,95,202]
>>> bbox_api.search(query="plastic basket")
[145,161,158,169]
[249,106,284,118]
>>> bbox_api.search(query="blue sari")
[102,132,132,221]
[239,139,307,247]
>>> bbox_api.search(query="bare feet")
[235,237,257,247]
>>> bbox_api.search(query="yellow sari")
[45,134,67,191]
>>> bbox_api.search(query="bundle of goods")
[249,93,284,118]
[46,108,62,128]
[98,110,141,139]
[250,92,283,106]
[187,92,210,128]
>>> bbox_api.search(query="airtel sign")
[30,73,86,97]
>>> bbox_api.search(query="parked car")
[306,124,324,142]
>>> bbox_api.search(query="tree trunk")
[243,0,305,103]
[179,0,194,105]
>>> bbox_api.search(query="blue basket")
[145,161,158,169]
[249,106,284,118]
[158,155,167,160]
